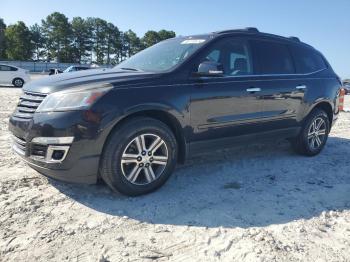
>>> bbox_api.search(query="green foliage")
[5,21,32,60]
[142,30,160,48]
[0,18,6,59]
[41,12,72,62]
[1,13,176,64]
[123,29,141,57]
[158,29,176,41]
[105,22,120,64]
[142,29,175,48]
[71,17,93,63]
[30,23,45,61]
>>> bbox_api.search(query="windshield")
[115,37,208,72]
[64,66,74,73]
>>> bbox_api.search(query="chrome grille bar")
[11,135,26,155]
[13,91,47,119]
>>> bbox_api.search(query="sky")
[1,0,350,78]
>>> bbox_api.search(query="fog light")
[45,146,70,163]
[52,150,65,160]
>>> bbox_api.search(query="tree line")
[0,12,176,64]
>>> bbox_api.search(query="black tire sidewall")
[101,118,177,196]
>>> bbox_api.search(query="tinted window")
[291,45,327,73]
[0,65,11,71]
[252,40,294,74]
[10,66,18,71]
[200,38,252,76]
[206,49,220,62]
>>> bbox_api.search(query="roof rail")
[289,36,300,42]
[216,27,259,34]
[245,27,259,33]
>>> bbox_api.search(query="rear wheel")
[12,78,24,87]
[100,117,178,196]
[291,108,330,156]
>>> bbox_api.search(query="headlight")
[36,84,112,112]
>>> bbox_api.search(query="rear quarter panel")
[301,69,341,121]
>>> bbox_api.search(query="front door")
[189,37,264,148]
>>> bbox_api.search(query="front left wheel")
[99,117,178,196]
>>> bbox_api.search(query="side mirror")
[195,61,224,77]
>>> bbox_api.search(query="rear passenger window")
[0,65,11,71]
[251,40,294,74]
[291,46,327,73]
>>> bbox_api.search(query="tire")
[291,108,330,156]
[12,78,24,87]
[100,117,178,196]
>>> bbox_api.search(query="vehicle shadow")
[49,136,350,228]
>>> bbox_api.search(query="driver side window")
[200,38,252,76]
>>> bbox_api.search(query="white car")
[0,64,30,87]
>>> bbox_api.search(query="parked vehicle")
[48,68,62,75]
[63,65,90,73]
[0,64,30,87]
[48,66,90,76]
[343,83,350,94]
[9,28,342,196]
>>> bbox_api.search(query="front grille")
[31,144,47,158]
[12,135,26,156]
[13,91,47,119]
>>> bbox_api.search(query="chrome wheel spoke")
[152,155,168,165]
[144,166,156,182]
[308,133,314,139]
[308,117,327,150]
[140,135,146,151]
[121,133,169,185]
[121,153,139,164]
[149,137,163,153]
[311,137,316,148]
[135,137,142,153]
[310,121,315,133]
[315,119,324,130]
[127,165,142,183]
[315,135,322,147]
[318,129,326,136]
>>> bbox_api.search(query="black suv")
[9,28,342,196]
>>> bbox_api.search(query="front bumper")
[8,110,105,184]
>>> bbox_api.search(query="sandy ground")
[0,83,350,262]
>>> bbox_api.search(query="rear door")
[0,65,12,84]
[249,39,305,132]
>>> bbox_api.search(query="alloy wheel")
[120,133,168,185]
[307,117,327,150]
[14,79,23,87]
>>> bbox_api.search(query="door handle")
[246,87,261,92]
[296,85,307,90]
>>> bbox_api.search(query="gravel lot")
[0,84,350,262]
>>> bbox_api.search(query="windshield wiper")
[119,67,140,72]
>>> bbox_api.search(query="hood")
[23,68,159,94]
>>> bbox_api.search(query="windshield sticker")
[181,39,206,44]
